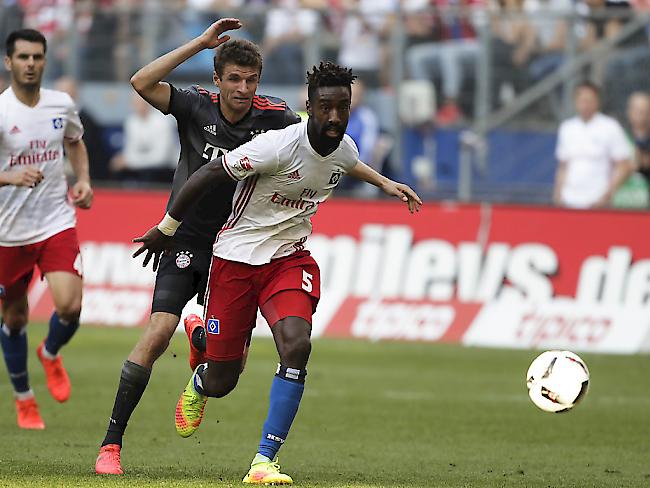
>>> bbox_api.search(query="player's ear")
[213,71,221,88]
[305,99,311,117]
[4,55,11,71]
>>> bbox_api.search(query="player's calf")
[128,312,179,369]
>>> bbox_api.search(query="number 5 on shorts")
[301,270,313,292]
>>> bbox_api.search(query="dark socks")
[101,360,151,447]
[191,326,206,352]
[0,322,29,394]
[44,312,80,356]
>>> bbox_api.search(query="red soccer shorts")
[0,228,82,302]
[204,250,320,362]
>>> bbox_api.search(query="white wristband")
[157,212,181,236]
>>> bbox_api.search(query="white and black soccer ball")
[526,350,590,413]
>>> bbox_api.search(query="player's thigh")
[151,247,211,316]
[204,257,258,362]
[258,252,321,324]
[38,228,83,316]
[0,244,37,309]
[263,292,313,368]
[44,271,82,317]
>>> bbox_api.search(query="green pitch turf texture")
[0,324,648,487]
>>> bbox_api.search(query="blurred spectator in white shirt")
[338,0,398,87]
[110,93,180,184]
[554,82,633,208]
[262,0,320,83]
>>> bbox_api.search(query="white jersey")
[216,121,359,264]
[555,112,631,208]
[0,87,83,246]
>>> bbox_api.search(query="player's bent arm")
[132,157,232,270]
[65,138,93,209]
[348,158,391,188]
[130,18,241,113]
[348,159,422,213]
[168,157,231,223]
[65,138,91,184]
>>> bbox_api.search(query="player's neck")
[219,102,248,125]
[11,82,41,107]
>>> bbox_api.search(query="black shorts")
[151,246,213,316]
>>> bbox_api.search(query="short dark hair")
[575,80,601,99]
[306,62,356,102]
[213,39,262,78]
[5,29,47,57]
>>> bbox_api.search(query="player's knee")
[131,322,173,366]
[277,326,312,366]
[56,300,82,323]
[3,312,28,331]
[203,370,239,398]
[143,327,172,358]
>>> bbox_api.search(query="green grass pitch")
[0,323,648,487]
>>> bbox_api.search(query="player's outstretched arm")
[132,157,231,270]
[130,18,242,113]
[348,160,422,213]
[65,138,93,209]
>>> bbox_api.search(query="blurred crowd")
[1,1,649,117]
[1,0,649,202]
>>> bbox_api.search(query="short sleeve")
[609,120,632,162]
[221,131,280,181]
[283,108,302,128]
[340,134,360,173]
[64,95,84,142]
[555,121,569,162]
[167,84,201,122]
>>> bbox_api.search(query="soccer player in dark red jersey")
[95,19,301,475]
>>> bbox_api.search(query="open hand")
[71,180,93,209]
[380,180,423,213]
[132,226,173,271]
[199,18,242,49]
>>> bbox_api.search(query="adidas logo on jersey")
[287,169,301,180]
[204,124,217,136]
[9,126,21,135]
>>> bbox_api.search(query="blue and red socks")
[44,312,80,356]
[0,321,30,394]
[256,364,306,460]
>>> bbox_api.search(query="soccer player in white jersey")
[133,62,421,484]
[0,29,93,430]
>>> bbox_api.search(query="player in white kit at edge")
[0,29,93,430]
